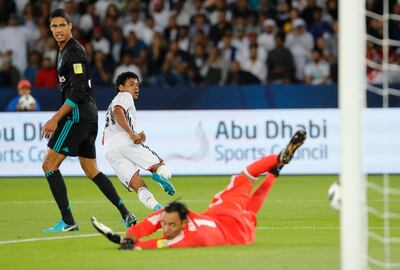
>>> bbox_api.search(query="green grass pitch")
[0,175,398,270]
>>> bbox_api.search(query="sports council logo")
[73,63,83,74]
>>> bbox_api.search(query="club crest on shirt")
[73,63,83,74]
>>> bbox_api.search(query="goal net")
[340,0,400,269]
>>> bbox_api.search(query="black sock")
[92,172,130,218]
[45,170,75,225]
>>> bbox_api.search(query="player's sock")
[137,187,162,211]
[244,154,279,179]
[45,170,75,225]
[246,173,277,213]
[92,172,130,218]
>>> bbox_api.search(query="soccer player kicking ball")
[92,130,307,249]
[102,71,174,213]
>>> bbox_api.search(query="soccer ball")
[18,94,36,111]
[328,181,341,211]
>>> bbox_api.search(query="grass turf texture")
[0,175,398,270]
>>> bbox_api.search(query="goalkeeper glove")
[91,216,121,244]
[119,238,134,250]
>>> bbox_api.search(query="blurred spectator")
[6,79,40,111]
[241,44,267,83]
[189,13,210,40]
[191,42,208,73]
[267,33,295,83]
[113,52,142,83]
[258,19,276,53]
[389,3,400,40]
[307,7,331,39]
[123,7,145,38]
[141,15,157,46]
[173,0,192,26]
[150,0,171,32]
[323,0,338,23]
[0,0,16,25]
[161,40,193,86]
[209,8,232,46]
[200,47,226,85]
[282,8,301,33]
[31,25,51,54]
[91,26,110,55]
[224,60,261,85]
[122,31,147,67]
[177,25,190,52]
[163,15,179,43]
[302,0,320,24]
[366,41,383,83]
[146,32,167,86]
[218,32,238,64]
[326,20,338,62]
[285,18,314,81]
[0,56,20,87]
[34,57,57,88]
[79,2,98,35]
[304,49,330,85]
[109,28,124,66]
[63,0,80,26]
[91,50,113,86]
[42,37,58,65]
[0,15,36,76]
[24,51,41,85]
[229,0,256,22]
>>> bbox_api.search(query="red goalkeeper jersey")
[127,175,257,249]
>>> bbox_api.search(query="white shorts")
[105,143,162,191]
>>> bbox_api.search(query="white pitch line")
[1,227,400,246]
[2,199,400,205]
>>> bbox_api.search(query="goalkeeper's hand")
[119,238,135,250]
[91,216,122,244]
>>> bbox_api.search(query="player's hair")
[164,201,188,221]
[115,72,140,93]
[49,8,72,24]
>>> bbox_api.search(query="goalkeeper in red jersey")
[92,130,307,249]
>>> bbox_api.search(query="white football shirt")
[103,92,137,152]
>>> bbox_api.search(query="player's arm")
[67,51,90,106]
[124,210,163,242]
[112,105,143,144]
[42,102,74,139]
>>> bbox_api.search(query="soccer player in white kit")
[103,71,174,213]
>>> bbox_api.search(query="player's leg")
[245,130,308,213]
[79,157,136,227]
[245,173,277,213]
[120,143,175,196]
[129,173,163,211]
[43,118,78,232]
[106,148,163,212]
[77,122,136,227]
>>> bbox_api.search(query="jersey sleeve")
[66,50,91,106]
[127,210,162,239]
[134,231,205,249]
[112,92,133,111]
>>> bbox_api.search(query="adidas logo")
[62,147,69,153]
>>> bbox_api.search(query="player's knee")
[156,165,171,180]
[42,160,57,172]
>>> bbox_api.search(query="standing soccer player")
[41,8,136,232]
[103,71,174,213]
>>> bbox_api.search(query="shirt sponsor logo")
[73,63,83,74]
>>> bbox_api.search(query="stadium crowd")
[0,0,396,89]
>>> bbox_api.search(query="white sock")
[137,187,160,210]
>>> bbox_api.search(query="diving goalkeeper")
[92,130,307,249]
